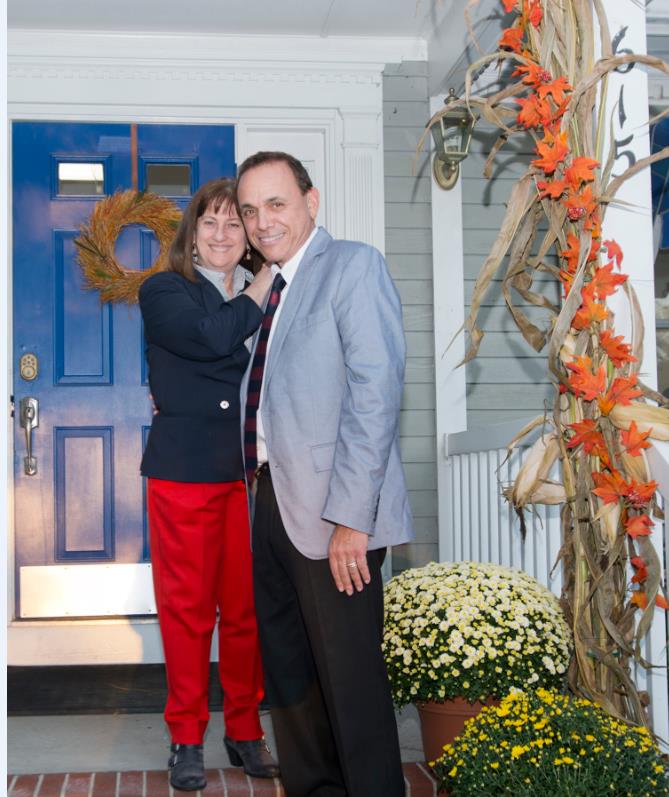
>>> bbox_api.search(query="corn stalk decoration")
[426,0,669,727]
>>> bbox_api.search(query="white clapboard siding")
[445,418,669,742]
[384,60,437,573]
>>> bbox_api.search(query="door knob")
[19,397,39,476]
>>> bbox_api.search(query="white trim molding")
[429,95,468,564]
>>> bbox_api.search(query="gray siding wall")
[461,123,557,429]
[383,61,438,572]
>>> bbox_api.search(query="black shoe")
[168,743,206,791]
[223,735,280,779]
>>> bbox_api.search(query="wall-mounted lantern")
[429,88,476,190]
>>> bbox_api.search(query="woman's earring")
[192,242,199,264]
[245,245,252,261]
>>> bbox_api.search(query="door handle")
[19,397,39,476]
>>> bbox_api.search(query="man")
[237,151,413,797]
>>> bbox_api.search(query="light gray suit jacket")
[242,227,414,559]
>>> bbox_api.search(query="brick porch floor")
[7,765,438,797]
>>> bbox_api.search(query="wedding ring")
[346,561,358,568]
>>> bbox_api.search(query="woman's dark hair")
[167,177,263,281]
[236,151,313,195]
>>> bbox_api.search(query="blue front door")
[12,121,236,618]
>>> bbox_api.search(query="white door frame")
[6,28,425,664]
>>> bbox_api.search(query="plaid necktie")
[244,272,287,486]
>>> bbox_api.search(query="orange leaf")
[516,95,552,128]
[499,27,524,52]
[513,62,552,87]
[625,514,654,538]
[587,239,600,263]
[598,375,642,415]
[590,261,628,299]
[566,356,606,400]
[602,239,623,268]
[537,76,572,104]
[621,421,651,457]
[537,179,567,199]
[627,514,654,535]
[599,329,635,368]
[564,156,599,188]
[532,131,569,175]
[592,469,628,504]
[630,590,648,609]
[559,269,574,297]
[656,594,669,610]
[502,0,518,11]
[631,556,649,584]
[585,211,601,237]
[566,420,608,463]
[572,284,609,330]
[562,185,598,223]
[560,232,581,273]
[527,0,543,27]
[624,479,657,509]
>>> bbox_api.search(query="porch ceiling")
[7,0,455,37]
[8,0,669,97]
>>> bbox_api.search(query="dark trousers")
[252,468,405,797]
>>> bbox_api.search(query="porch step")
[7,764,438,796]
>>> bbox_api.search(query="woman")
[139,178,277,791]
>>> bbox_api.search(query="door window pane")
[145,163,191,196]
[58,163,105,196]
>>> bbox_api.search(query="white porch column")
[429,95,468,563]
[600,0,668,742]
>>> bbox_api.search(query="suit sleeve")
[139,272,263,361]
[320,247,405,534]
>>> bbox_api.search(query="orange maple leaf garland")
[620,421,651,456]
[499,0,666,614]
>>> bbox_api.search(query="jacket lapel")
[262,227,331,390]
[195,271,225,312]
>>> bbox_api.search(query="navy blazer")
[139,270,263,483]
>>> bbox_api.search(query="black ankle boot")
[168,743,206,791]
[223,736,280,779]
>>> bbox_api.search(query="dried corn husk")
[596,501,621,547]
[510,434,562,508]
[527,480,567,505]
[621,451,650,484]
[609,403,669,440]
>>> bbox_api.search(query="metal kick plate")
[19,563,157,618]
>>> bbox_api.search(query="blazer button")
[220,400,230,410]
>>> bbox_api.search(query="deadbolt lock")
[20,353,38,381]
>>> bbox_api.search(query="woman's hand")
[244,264,274,307]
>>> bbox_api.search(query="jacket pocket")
[310,441,336,472]
[294,308,331,329]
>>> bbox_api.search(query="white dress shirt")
[256,227,318,465]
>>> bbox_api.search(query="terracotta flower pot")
[417,697,497,764]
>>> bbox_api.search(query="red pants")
[148,478,264,744]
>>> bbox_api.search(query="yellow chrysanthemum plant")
[382,562,572,705]
[431,689,669,796]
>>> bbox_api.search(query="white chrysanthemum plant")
[382,561,572,707]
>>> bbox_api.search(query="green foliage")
[431,689,669,797]
[382,562,571,706]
